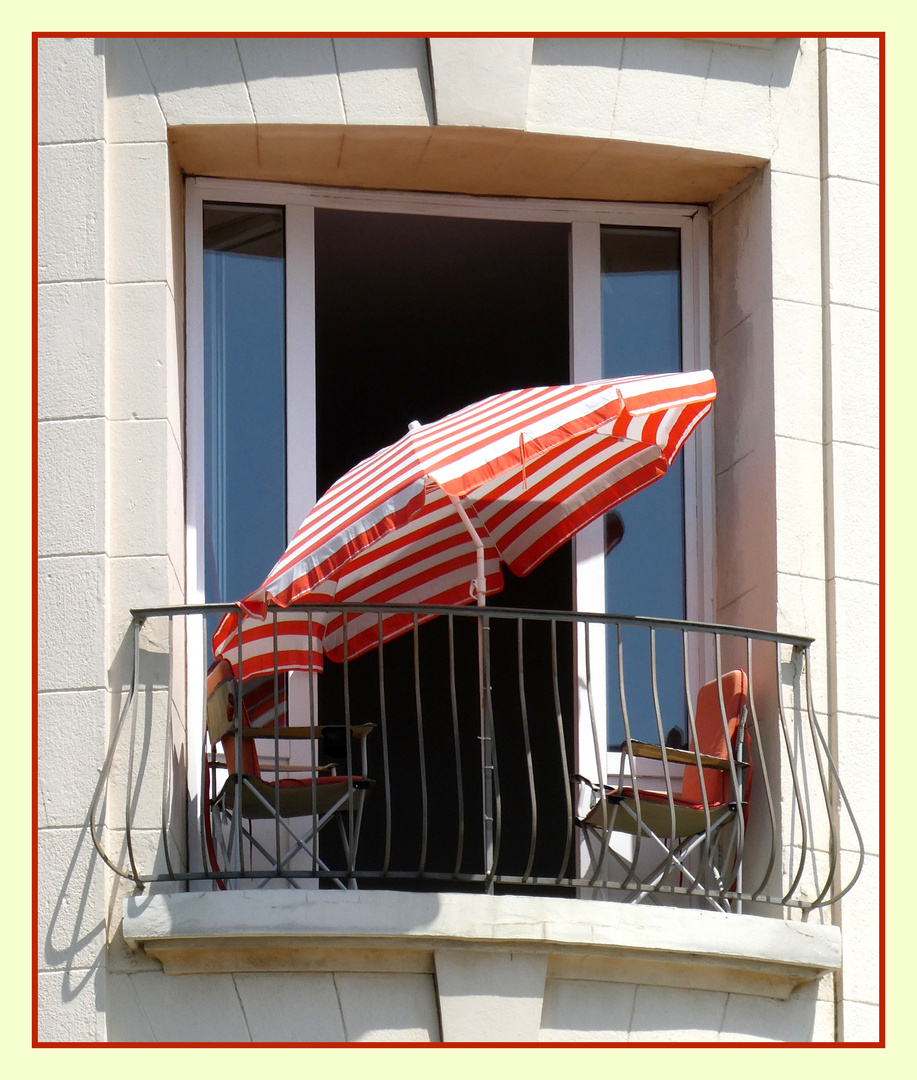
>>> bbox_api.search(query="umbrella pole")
[448,496,495,890]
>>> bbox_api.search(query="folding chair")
[576,669,750,911]
[204,659,374,890]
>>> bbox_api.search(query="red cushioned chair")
[576,669,750,910]
[204,659,373,890]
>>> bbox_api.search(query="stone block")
[103,37,167,143]
[334,972,439,1041]
[429,37,530,129]
[527,37,623,137]
[434,948,546,1042]
[108,969,247,1041]
[629,982,728,1040]
[38,554,106,691]
[107,555,184,669]
[135,38,253,125]
[827,178,879,312]
[719,984,822,1041]
[842,1000,880,1042]
[776,570,828,687]
[828,304,879,449]
[831,441,879,586]
[106,142,171,285]
[775,435,825,580]
[836,712,879,857]
[37,968,104,1043]
[770,170,822,307]
[37,37,104,145]
[832,578,879,719]
[37,688,108,829]
[538,977,634,1040]
[238,37,345,124]
[714,447,777,620]
[38,419,105,556]
[38,142,104,283]
[712,307,775,469]
[611,37,710,145]
[694,44,780,158]
[335,36,433,125]
[37,281,105,420]
[825,49,879,184]
[832,38,881,59]
[772,299,823,445]
[710,166,772,342]
[839,851,880,1007]
[37,826,107,974]
[770,37,820,178]
[107,283,172,421]
[235,972,346,1040]
[108,419,173,557]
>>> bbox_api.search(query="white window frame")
[184,177,714,831]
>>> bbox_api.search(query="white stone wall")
[36,34,881,1044]
[820,37,881,1043]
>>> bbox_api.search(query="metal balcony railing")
[91,603,864,915]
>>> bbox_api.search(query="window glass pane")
[600,226,686,747]
[203,204,286,616]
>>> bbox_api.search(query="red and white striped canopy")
[213,370,716,679]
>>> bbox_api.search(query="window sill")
[123,889,839,1002]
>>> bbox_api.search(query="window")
[187,179,712,804]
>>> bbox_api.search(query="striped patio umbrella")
[213,370,716,680]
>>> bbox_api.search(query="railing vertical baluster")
[517,617,537,883]
[776,644,809,907]
[233,614,245,886]
[378,615,392,877]
[618,623,641,892]
[484,610,501,891]
[649,627,676,892]
[448,614,464,878]
[160,615,175,879]
[342,611,356,881]
[801,647,841,909]
[805,650,865,906]
[413,615,428,876]
[308,611,318,876]
[551,618,573,885]
[585,620,609,888]
[744,639,777,902]
[272,611,281,877]
[683,628,713,906]
[123,617,143,887]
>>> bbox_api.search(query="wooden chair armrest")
[627,740,745,771]
[240,723,375,741]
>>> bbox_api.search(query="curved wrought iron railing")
[90,602,864,915]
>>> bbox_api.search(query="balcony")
[92,603,865,1021]
[93,602,863,912]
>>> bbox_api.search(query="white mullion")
[285,202,317,533]
[184,178,207,880]
[189,175,698,229]
[284,201,320,804]
[682,210,715,626]
[570,221,607,792]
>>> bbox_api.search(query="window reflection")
[203,204,286,625]
[600,226,686,746]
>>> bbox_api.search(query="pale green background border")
[15,5,900,1063]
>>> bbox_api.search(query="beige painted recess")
[169,124,764,204]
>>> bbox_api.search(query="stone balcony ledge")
[124,889,840,1005]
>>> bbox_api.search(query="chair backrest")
[680,669,748,807]
[206,659,260,778]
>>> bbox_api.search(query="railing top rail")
[129,601,814,648]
